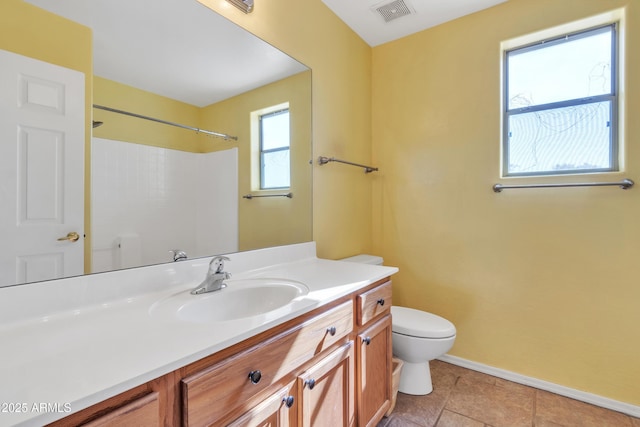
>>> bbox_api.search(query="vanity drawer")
[182,301,353,426]
[357,281,392,326]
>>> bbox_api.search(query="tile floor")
[378,360,640,427]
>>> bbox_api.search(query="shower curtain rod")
[93,104,238,141]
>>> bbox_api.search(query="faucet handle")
[169,249,187,262]
[209,255,231,273]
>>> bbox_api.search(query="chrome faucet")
[191,256,231,295]
[169,249,188,262]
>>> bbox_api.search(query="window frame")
[502,23,619,177]
[258,107,291,190]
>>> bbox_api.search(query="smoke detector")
[371,0,415,23]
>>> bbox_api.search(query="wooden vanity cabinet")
[355,281,393,427]
[181,301,353,426]
[298,343,355,426]
[80,392,160,427]
[46,371,180,427]
[45,278,393,427]
[356,316,392,427]
[226,381,298,427]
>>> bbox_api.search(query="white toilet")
[339,254,457,395]
[391,306,456,395]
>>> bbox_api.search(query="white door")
[0,49,85,287]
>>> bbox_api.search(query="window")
[259,108,290,189]
[503,24,618,176]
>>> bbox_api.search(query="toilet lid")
[391,306,456,339]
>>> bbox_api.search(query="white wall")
[91,138,237,272]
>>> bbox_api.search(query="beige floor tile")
[382,361,459,426]
[379,416,425,427]
[534,418,566,427]
[432,360,497,386]
[388,391,447,426]
[436,410,485,427]
[445,374,534,427]
[535,390,634,427]
[378,361,638,427]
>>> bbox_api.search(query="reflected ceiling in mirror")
[25,0,308,106]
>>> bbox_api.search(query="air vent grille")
[374,0,414,23]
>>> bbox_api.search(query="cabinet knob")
[377,298,385,306]
[283,395,295,408]
[326,326,337,336]
[248,370,262,384]
[305,378,316,390]
[363,336,372,345]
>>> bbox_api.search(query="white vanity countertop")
[0,243,398,427]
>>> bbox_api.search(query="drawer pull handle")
[305,378,316,390]
[326,326,337,336]
[363,336,372,345]
[283,395,295,408]
[248,370,262,384]
[377,298,385,306]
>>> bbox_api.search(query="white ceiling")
[321,0,509,46]
[24,0,308,107]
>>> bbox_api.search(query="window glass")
[504,24,617,176]
[508,101,612,174]
[262,150,290,188]
[260,109,290,189]
[262,110,290,150]
[507,27,613,109]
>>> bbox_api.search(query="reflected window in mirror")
[258,105,291,189]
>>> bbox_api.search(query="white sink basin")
[150,278,309,323]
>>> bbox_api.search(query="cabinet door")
[82,392,160,427]
[298,343,355,427]
[227,381,297,427]
[357,315,392,427]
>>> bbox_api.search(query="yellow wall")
[1,0,93,273]
[200,72,313,250]
[93,77,201,151]
[197,0,374,260]
[372,0,639,405]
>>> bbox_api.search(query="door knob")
[57,232,80,242]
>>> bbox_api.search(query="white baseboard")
[438,354,640,418]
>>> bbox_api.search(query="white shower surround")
[91,138,238,272]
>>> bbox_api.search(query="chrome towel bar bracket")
[493,178,634,193]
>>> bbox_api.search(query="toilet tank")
[339,254,383,265]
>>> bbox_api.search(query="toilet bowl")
[391,306,456,395]
[338,255,456,395]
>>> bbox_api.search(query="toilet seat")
[391,306,456,339]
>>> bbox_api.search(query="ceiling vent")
[372,0,415,23]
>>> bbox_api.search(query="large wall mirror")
[0,0,312,287]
